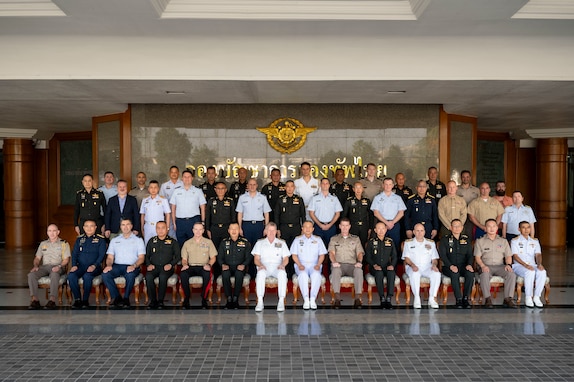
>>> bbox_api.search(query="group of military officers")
[27,163,546,311]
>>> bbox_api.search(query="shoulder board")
[76,189,83,194]
[511,236,520,241]
[532,237,539,241]
[524,205,532,209]
[460,234,468,239]
[159,195,166,199]
[276,238,287,244]
[424,238,435,243]
[293,193,301,198]
[96,234,105,239]
[407,194,416,199]
[405,238,414,242]
[426,193,435,199]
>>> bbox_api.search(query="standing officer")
[365,222,397,309]
[393,172,414,243]
[129,171,150,209]
[468,182,505,239]
[405,180,439,240]
[330,168,354,209]
[218,223,252,309]
[74,173,106,235]
[294,162,319,220]
[426,166,446,201]
[274,179,306,278]
[145,221,181,309]
[68,220,106,309]
[309,178,343,248]
[205,181,236,251]
[180,222,216,309]
[291,221,327,310]
[342,182,372,246]
[501,190,537,242]
[262,168,286,219]
[371,177,407,252]
[140,180,171,245]
[102,218,146,308]
[200,166,219,201]
[360,163,383,202]
[438,180,468,237]
[160,166,183,237]
[170,169,207,245]
[98,171,118,203]
[228,167,249,205]
[105,179,140,240]
[439,219,474,308]
[328,218,365,309]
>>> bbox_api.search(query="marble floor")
[1,247,573,381]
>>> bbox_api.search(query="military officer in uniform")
[371,177,407,252]
[291,221,327,310]
[27,224,71,310]
[98,171,118,203]
[393,172,414,242]
[262,168,286,218]
[129,171,149,209]
[74,173,106,235]
[68,220,106,309]
[294,161,319,220]
[474,219,517,308]
[328,218,365,309]
[468,183,505,239]
[330,168,354,209]
[145,221,181,309]
[426,166,446,201]
[274,180,306,278]
[402,223,441,309]
[438,219,474,308]
[170,169,207,245]
[180,222,216,309]
[159,166,183,237]
[502,190,537,242]
[365,222,397,309]
[218,223,252,309]
[140,180,171,245]
[405,180,439,240]
[360,163,383,202]
[309,178,343,249]
[342,182,372,246]
[228,167,249,205]
[200,166,219,201]
[205,181,236,251]
[438,181,468,237]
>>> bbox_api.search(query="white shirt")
[294,177,319,208]
[401,238,439,268]
[290,234,327,264]
[252,237,291,268]
[511,235,541,265]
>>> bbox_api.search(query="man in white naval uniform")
[511,221,547,308]
[402,223,441,309]
[252,222,291,312]
[140,180,171,245]
[290,221,327,310]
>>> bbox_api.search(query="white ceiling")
[0,0,573,140]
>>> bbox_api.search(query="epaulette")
[159,195,166,199]
[426,193,435,199]
[76,189,84,194]
[424,238,435,243]
[460,234,469,239]
[511,236,520,241]
[407,194,417,199]
[96,234,105,239]
[405,238,414,242]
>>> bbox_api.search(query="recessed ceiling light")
[387,90,406,94]
[165,91,186,95]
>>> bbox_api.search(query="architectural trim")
[526,128,574,138]
[0,0,65,17]
[0,128,37,138]
[513,0,574,19]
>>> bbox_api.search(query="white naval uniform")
[511,235,547,298]
[290,234,327,300]
[294,177,319,220]
[252,237,291,299]
[402,238,441,300]
[140,195,171,245]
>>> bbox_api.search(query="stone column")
[536,138,567,249]
[4,138,35,249]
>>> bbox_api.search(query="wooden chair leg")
[351,286,355,300]
[395,284,401,304]
[243,284,250,304]
[330,285,335,304]
[321,284,326,304]
[58,285,64,305]
[516,283,523,303]
[442,284,448,304]
[405,285,411,305]
[208,288,213,304]
[135,285,140,305]
[216,285,222,304]
[544,284,550,304]
[293,284,299,303]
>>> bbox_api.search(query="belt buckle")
[357,222,363,226]
[252,221,257,224]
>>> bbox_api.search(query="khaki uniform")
[474,234,516,299]
[468,197,505,226]
[328,234,364,294]
[437,194,468,235]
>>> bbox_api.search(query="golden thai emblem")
[257,117,317,154]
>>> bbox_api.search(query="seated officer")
[68,220,106,309]
[218,223,252,309]
[180,222,217,309]
[102,218,146,308]
[365,222,397,309]
[438,219,474,308]
[145,221,181,309]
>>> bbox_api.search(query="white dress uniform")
[402,238,441,306]
[294,177,319,220]
[511,235,547,301]
[159,179,184,237]
[290,234,327,303]
[140,195,171,245]
[252,237,291,301]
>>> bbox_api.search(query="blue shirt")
[170,186,207,218]
[308,193,343,223]
[159,179,184,201]
[236,192,271,221]
[290,234,327,264]
[107,233,146,265]
[501,204,537,235]
[371,192,407,220]
[98,185,118,203]
[71,234,106,268]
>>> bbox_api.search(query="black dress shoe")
[72,300,83,309]
[158,302,165,310]
[455,299,463,309]
[28,300,41,310]
[225,300,233,310]
[122,298,131,308]
[463,298,471,309]
[201,299,209,309]
[147,301,159,310]
[112,297,124,308]
[386,298,394,310]
[334,299,341,309]
[44,300,57,310]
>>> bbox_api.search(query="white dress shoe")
[413,296,422,309]
[310,298,318,310]
[428,298,439,309]
[303,299,310,310]
[533,296,544,308]
[277,300,285,312]
[255,301,264,312]
[525,296,534,308]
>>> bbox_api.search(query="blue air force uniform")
[405,193,439,239]
[68,233,107,304]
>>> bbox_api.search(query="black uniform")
[365,236,397,306]
[227,180,248,205]
[439,233,474,306]
[405,193,439,239]
[342,196,372,246]
[426,180,446,201]
[74,188,106,234]
[330,181,354,210]
[262,181,286,221]
[205,196,236,281]
[218,236,252,306]
[145,235,181,306]
[274,193,306,278]
[200,181,218,201]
